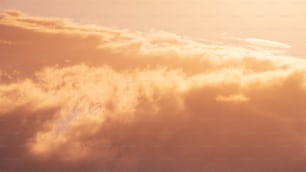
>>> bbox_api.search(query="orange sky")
[1,0,306,57]
[1,2,306,172]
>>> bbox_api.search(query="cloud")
[1,10,306,171]
[215,94,249,102]
[0,39,12,45]
[245,38,291,49]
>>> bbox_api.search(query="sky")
[1,0,306,56]
[1,1,306,172]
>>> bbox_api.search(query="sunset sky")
[1,1,306,172]
[1,0,306,56]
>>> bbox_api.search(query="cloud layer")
[1,10,306,172]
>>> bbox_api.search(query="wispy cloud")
[245,38,291,49]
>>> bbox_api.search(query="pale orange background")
[1,0,306,57]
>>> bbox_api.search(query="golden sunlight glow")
[1,2,306,171]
